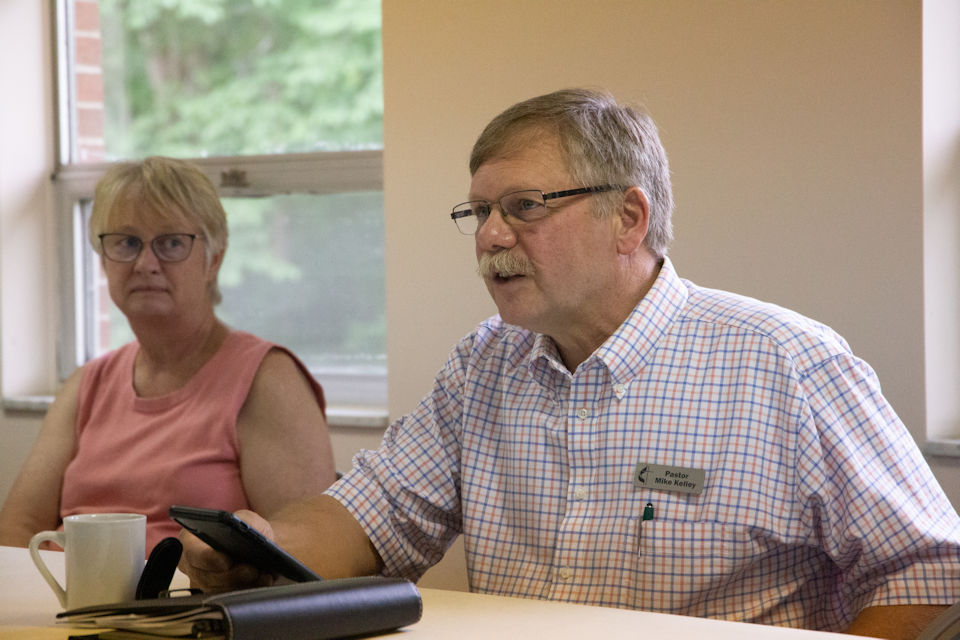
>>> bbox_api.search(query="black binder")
[57,576,422,639]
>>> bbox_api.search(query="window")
[55,0,386,412]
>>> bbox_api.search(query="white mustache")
[477,252,534,279]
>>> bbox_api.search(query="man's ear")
[616,186,650,255]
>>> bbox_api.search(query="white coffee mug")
[29,513,146,609]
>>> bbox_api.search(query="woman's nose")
[132,243,162,272]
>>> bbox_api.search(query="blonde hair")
[90,156,228,304]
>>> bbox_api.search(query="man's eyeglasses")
[99,233,198,263]
[450,185,624,235]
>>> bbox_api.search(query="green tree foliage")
[99,0,382,158]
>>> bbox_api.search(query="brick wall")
[72,0,105,162]
[71,0,111,350]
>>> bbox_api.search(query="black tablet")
[169,505,321,583]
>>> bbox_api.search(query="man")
[181,89,960,638]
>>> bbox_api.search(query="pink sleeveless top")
[60,331,325,552]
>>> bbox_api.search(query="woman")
[0,157,337,552]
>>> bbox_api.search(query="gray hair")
[470,88,674,257]
[90,156,228,305]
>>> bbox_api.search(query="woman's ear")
[616,186,650,255]
[206,249,225,278]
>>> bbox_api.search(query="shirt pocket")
[632,520,748,615]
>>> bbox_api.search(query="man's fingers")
[189,562,270,594]
[176,528,264,592]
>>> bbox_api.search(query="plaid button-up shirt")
[328,258,960,631]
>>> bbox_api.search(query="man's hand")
[177,496,382,592]
[177,509,277,593]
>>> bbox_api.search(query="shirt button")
[573,487,588,501]
[613,383,626,396]
[558,567,574,581]
[576,407,590,419]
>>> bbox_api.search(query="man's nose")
[475,207,517,252]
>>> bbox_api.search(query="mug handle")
[29,530,67,608]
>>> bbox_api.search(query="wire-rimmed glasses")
[99,233,198,263]
[450,185,624,235]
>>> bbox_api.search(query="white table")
[0,545,868,639]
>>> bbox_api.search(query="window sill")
[326,406,389,429]
[923,439,960,458]
[2,395,389,429]
[2,395,52,413]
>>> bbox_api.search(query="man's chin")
[492,303,536,330]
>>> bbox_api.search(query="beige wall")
[384,0,920,425]
[3,0,960,592]
[382,0,959,482]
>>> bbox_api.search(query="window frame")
[54,151,384,385]
[51,1,388,421]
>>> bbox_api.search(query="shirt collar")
[594,257,688,385]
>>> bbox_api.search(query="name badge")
[633,462,705,495]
